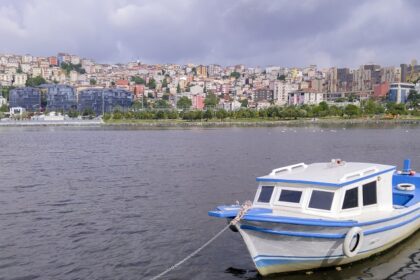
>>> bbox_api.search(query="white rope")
[149,200,253,280]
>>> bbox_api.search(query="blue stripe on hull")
[241,214,420,239]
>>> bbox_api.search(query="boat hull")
[236,207,420,276]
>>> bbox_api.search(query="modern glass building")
[78,88,133,115]
[9,87,41,111]
[388,83,415,103]
[39,84,77,111]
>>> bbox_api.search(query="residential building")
[289,89,324,105]
[254,88,273,102]
[13,73,28,87]
[192,94,205,110]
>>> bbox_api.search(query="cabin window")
[279,189,302,203]
[363,181,377,206]
[258,186,274,203]
[308,190,334,210]
[342,187,359,209]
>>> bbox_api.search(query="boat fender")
[229,224,239,232]
[343,227,364,258]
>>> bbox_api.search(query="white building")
[273,81,298,106]
[13,73,28,87]
[288,90,324,105]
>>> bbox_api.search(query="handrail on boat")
[339,166,379,182]
[269,163,308,176]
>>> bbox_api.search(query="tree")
[162,78,168,88]
[26,76,47,87]
[90,79,97,85]
[147,78,156,89]
[68,109,79,118]
[131,76,145,85]
[407,89,420,108]
[203,109,213,120]
[240,99,248,108]
[17,65,23,74]
[215,109,228,120]
[155,99,170,108]
[230,71,241,79]
[204,93,218,108]
[277,74,286,81]
[177,83,181,93]
[177,96,192,109]
[344,104,360,117]
[0,104,8,112]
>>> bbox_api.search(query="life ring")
[343,227,364,258]
[397,183,415,191]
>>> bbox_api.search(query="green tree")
[90,79,97,85]
[0,104,8,112]
[240,99,248,108]
[147,78,156,89]
[204,93,218,108]
[277,74,286,81]
[26,76,47,87]
[215,109,228,120]
[407,89,420,108]
[162,79,168,88]
[344,104,360,117]
[155,99,170,108]
[17,65,23,74]
[230,71,241,79]
[177,83,181,93]
[177,96,192,109]
[131,76,145,85]
[68,109,79,118]
[203,109,213,120]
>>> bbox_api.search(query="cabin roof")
[257,162,396,187]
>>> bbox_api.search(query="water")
[0,125,419,280]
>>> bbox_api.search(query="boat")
[209,159,420,276]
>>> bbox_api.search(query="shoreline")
[1,118,420,128]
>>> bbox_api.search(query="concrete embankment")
[0,120,103,126]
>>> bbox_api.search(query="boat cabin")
[254,160,397,218]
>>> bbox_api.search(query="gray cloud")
[0,0,419,67]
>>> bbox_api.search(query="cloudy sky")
[0,0,419,67]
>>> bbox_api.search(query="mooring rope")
[149,201,253,280]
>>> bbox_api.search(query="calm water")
[0,125,419,280]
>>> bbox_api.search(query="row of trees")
[103,99,420,122]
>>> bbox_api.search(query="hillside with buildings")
[1,53,420,119]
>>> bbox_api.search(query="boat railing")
[269,163,308,176]
[339,166,379,182]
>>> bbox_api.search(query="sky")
[0,0,419,68]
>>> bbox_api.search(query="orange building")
[373,82,389,100]
[48,56,58,66]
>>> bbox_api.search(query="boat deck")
[392,173,420,207]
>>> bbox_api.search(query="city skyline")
[1,0,420,67]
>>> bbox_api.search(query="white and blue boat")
[209,159,420,276]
